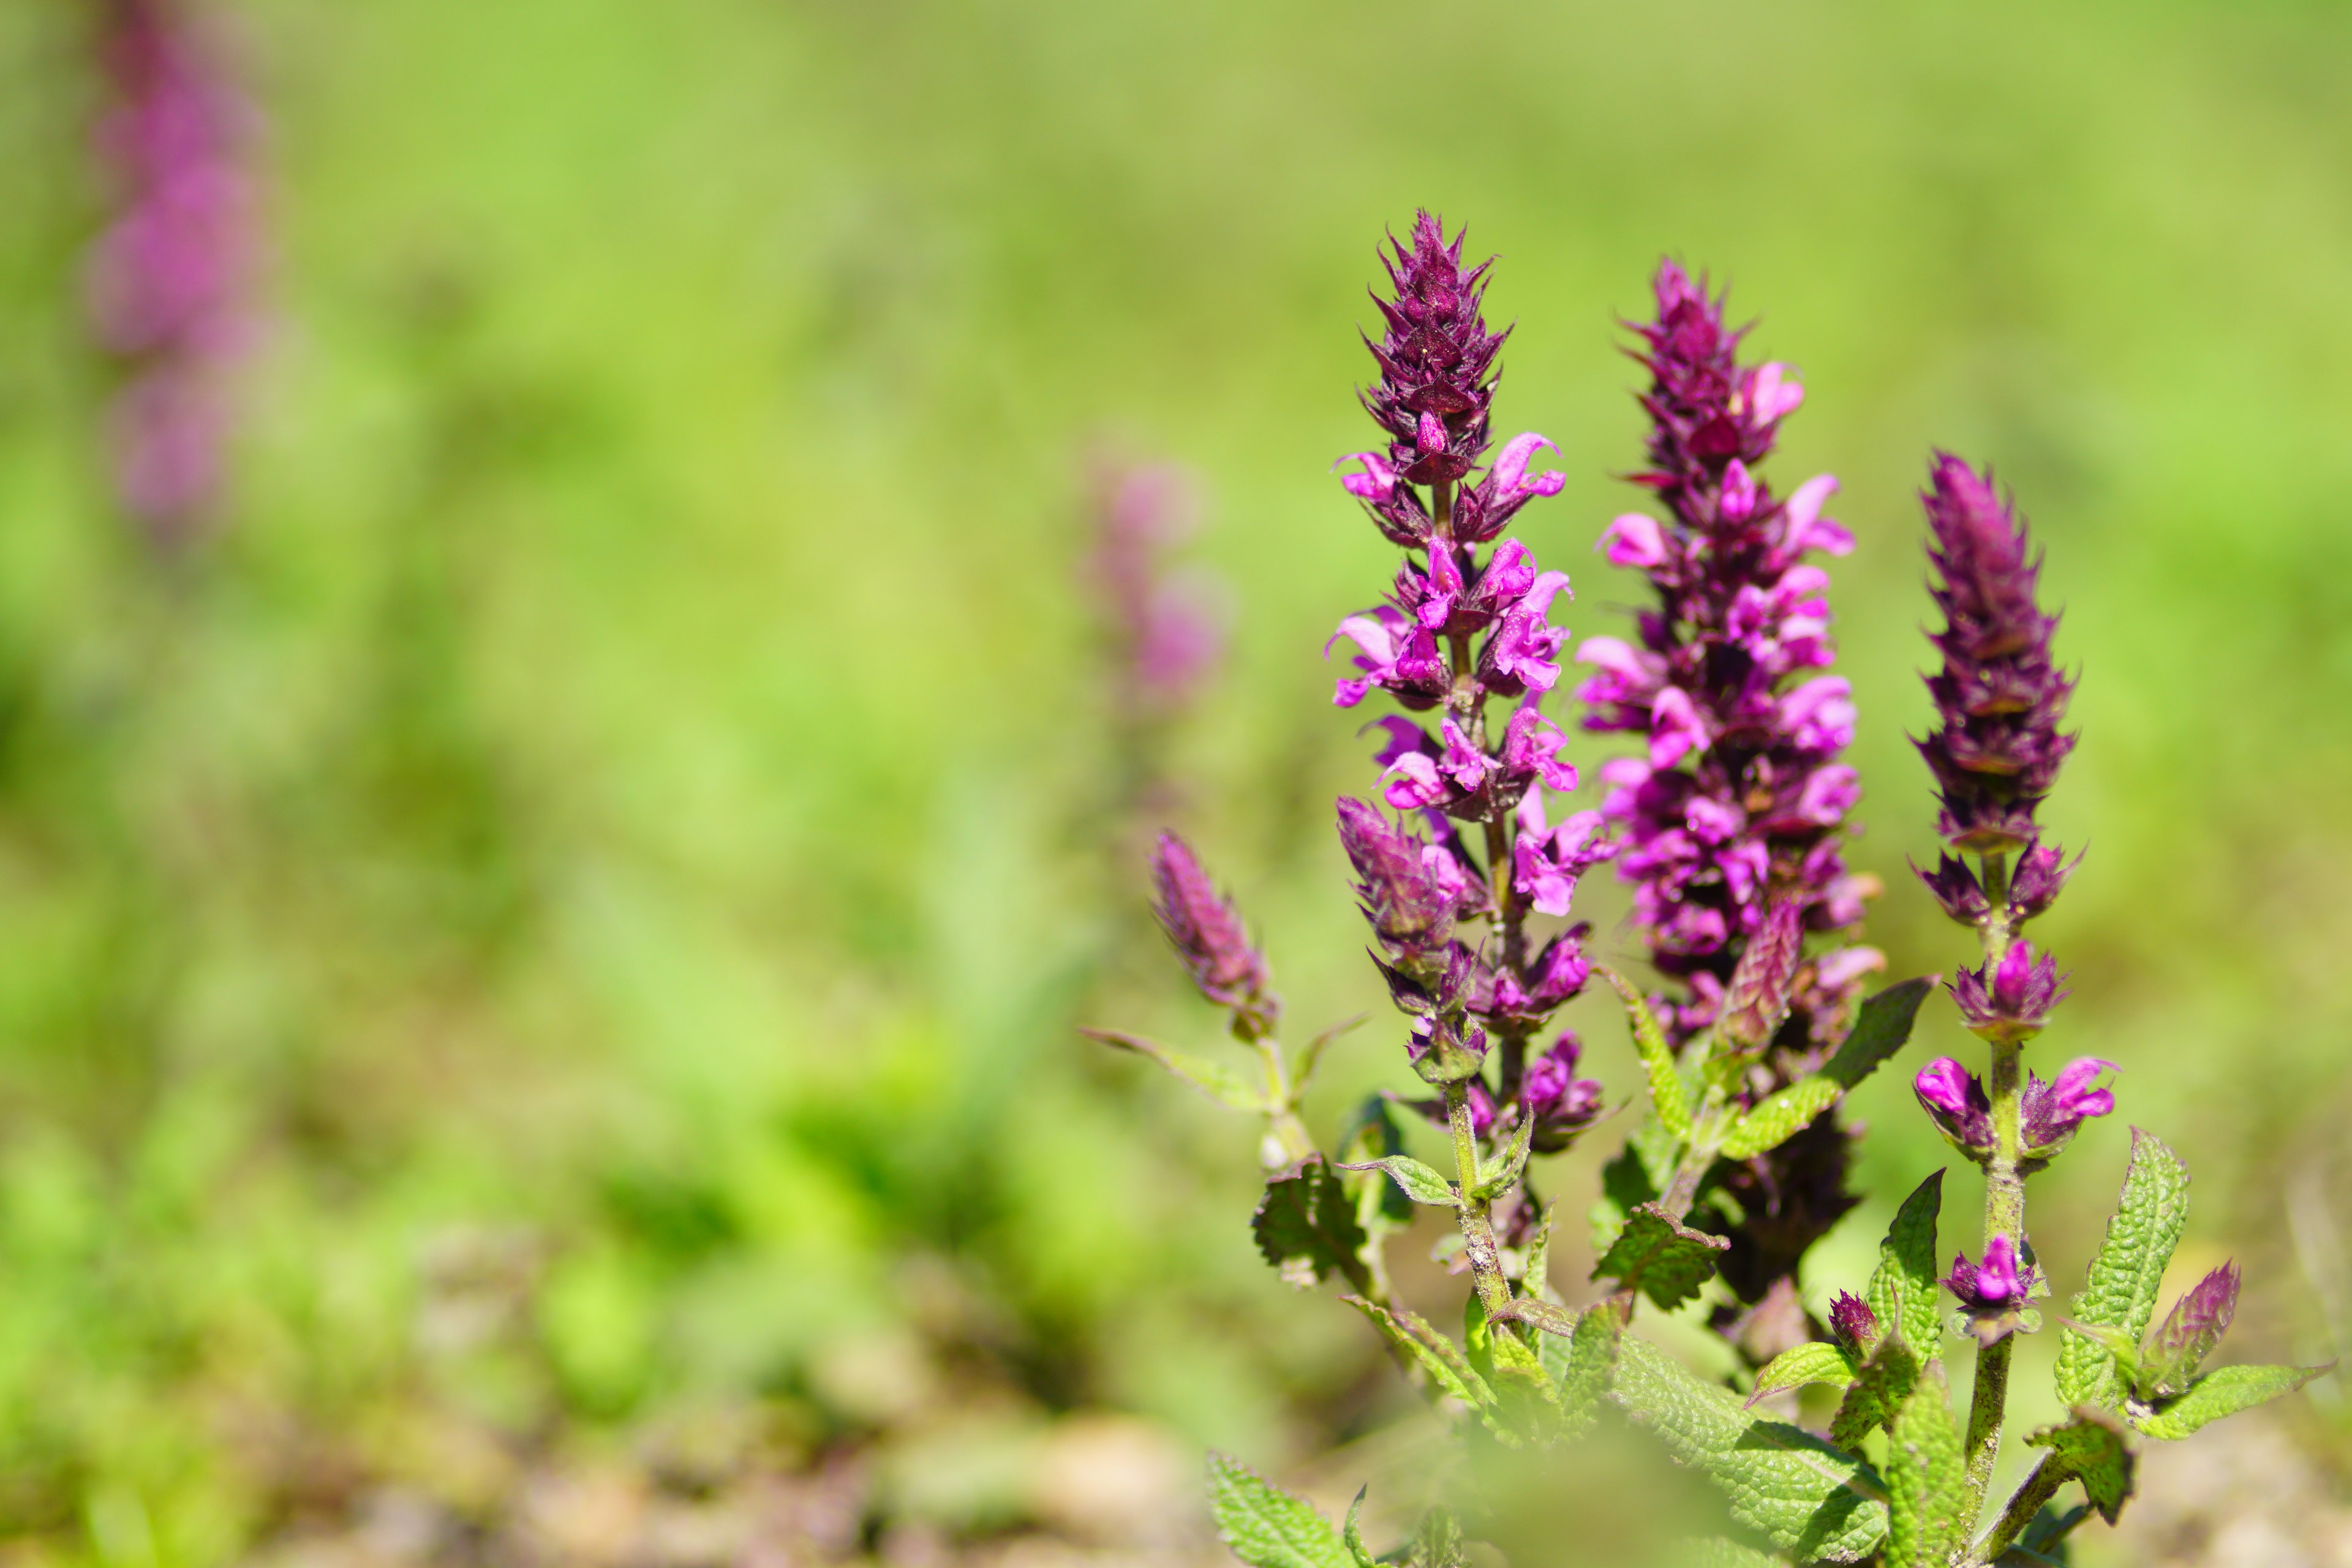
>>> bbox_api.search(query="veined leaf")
[1831,1338,1920,1453]
[1865,1170,1946,1357]
[1678,1541,1781,1568]
[1477,1303,1564,1444]
[1411,1508,1466,1568]
[1720,1077,1842,1160]
[1883,1360,1966,1568]
[2055,1130,2190,1411]
[1253,1155,1373,1293]
[1344,1295,1496,1415]
[1593,1201,1729,1311]
[1747,1340,1858,1407]
[1820,977,1934,1090]
[1611,1335,1888,1562]
[1207,1452,1354,1568]
[2130,1362,2328,1441]
[1598,966,1693,1139]
[1520,1200,1561,1304]
[1082,1028,1265,1110]
[2024,1411,2136,1524]
[1337,1154,1460,1210]
[1530,1302,1619,1440]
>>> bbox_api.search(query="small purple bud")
[2018,1057,2116,1159]
[1718,900,1803,1052]
[1336,797,1456,971]
[1827,1291,1880,1355]
[1945,1234,2036,1317]
[2008,840,2082,923]
[1913,1057,1996,1159]
[1150,832,1277,1034]
[1950,940,2069,1043]
[2142,1262,2241,1397]
[1520,1033,1605,1153]
[1913,853,1992,925]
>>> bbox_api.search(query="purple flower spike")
[1353,212,1506,496]
[1828,1291,1881,1355]
[1151,833,1278,1035]
[1520,1034,1605,1153]
[1090,461,1226,718]
[1335,797,1482,976]
[1951,940,2070,1044]
[1917,456,2077,859]
[2018,1057,2116,1158]
[1914,1057,1996,1159]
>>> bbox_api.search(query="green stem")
[1445,1079,1512,1317]
[1961,853,2022,1530]
[1659,1082,1730,1223]
[1974,1455,2061,1564]
[1252,1037,1316,1166]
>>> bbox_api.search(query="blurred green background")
[6,0,2352,1562]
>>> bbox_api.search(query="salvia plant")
[1084,213,2328,1567]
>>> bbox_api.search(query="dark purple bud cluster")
[1917,456,2076,858]
[1328,213,1605,1126]
[1945,1235,2041,1344]
[87,0,262,547]
[1915,1054,2114,1164]
[1578,263,1880,1049]
[1951,941,2070,1044]
[1151,833,1279,1038]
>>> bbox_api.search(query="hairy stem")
[1446,1079,1513,1317]
[1961,851,2022,1529]
[1251,1037,1317,1166]
[1974,1455,2062,1563]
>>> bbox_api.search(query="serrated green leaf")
[1537,1303,1620,1441]
[2056,1320,2142,1391]
[1484,1316,1565,1444]
[1337,1154,1460,1209]
[1611,1335,1888,1562]
[1082,1028,1266,1110]
[1831,1338,1920,1452]
[1599,966,1693,1139]
[1821,978,1934,1090]
[2055,1130,2190,1411]
[1411,1508,1465,1568]
[2130,1362,2328,1440]
[1884,1360,1966,1568]
[1253,1155,1374,1294]
[1720,1077,1842,1160]
[1593,1125,1676,1250]
[1207,1452,1354,1568]
[1343,1295,1497,1415]
[1340,1098,1414,1226]
[1866,1170,1946,1357]
[2024,1411,2136,1524]
[1593,1201,1730,1311]
[1341,1490,1377,1568]
[1520,1200,1561,1304]
[1748,1340,1857,1406]
[1472,1110,1535,1201]
[1676,1541,1781,1568]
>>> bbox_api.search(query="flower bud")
[2007,840,2081,923]
[1913,1057,1995,1160]
[2018,1057,2116,1161]
[1151,832,1278,1035]
[1828,1291,1881,1357]
[1950,940,2069,1044]
[1718,900,1803,1052]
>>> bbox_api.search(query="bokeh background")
[6,1,2352,1564]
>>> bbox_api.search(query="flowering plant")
[1086,214,2323,1566]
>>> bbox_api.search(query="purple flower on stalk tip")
[1915,455,2077,859]
[2018,1057,2116,1157]
[1150,833,1277,1034]
[1951,940,2069,1043]
[1828,1291,1881,1355]
[1946,1235,2032,1310]
[88,0,262,547]
[1913,1057,1995,1158]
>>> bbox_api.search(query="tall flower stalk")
[86,0,260,548]
[1577,262,1883,1361]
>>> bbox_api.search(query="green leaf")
[1719,1077,1842,1160]
[2054,1130,2190,1411]
[1339,1098,1414,1226]
[1747,1340,1858,1407]
[1206,1452,1354,1568]
[1537,1303,1621,1441]
[1883,1359,1967,1568]
[1678,1542,1781,1568]
[1341,1491,1377,1568]
[1471,1109,1535,1201]
[2054,1319,2142,1392]
[1082,1028,1266,1110]
[1598,965,1692,1139]
[2130,1362,2328,1441]
[1253,1155,1373,1294]
[1611,1334,1888,1562]
[1865,1170,1946,1357]
[1820,978,1935,1090]
[1482,1314,1565,1444]
[1294,1013,1368,1096]
[1337,1154,1460,1210]
[1342,1295,1499,1423]
[1593,1201,1730,1311]
[1831,1338,1920,1453]
[1520,1200,1561,1304]
[2024,1411,2136,1524]
[1410,1508,1466,1568]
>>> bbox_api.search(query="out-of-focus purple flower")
[1914,1057,1996,1159]
[1946,1235,2032,1310]
[1914,853,1992,925]
[1520,1034,1604,1152]
[88,0,263,547]
[1090,461,1227,717]
[1951,940,2070,1044]
[1828,1291,1881,1355]
[2018,1057,2116,1158]
[2008,839,2082,923]
[1916,455,2076,859]
[1152,832,1277,1035]
[1512,791,1613,919]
